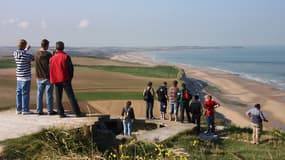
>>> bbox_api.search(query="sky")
[0,0,284,47]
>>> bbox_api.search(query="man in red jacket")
[204,95,220,134]
[50,41,84,118]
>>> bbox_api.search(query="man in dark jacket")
[190,95,203,133]
[35,39,56,115]
[49,41,83,118]
[156,81,168,120]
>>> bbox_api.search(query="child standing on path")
[156,81,168,120]
[121,101,135,136]
[13,39,34,115]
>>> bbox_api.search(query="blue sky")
[0,0,284,47]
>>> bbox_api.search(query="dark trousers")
[55,81,81,116]
[192,114,201,133]
[206,115,215,133]
[146,101,154,119]
[180,103,191,123]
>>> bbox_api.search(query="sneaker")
[38,112,44,115]
[16,111,22,115]
[22,112,32,115]
[59,114,67,118]
[48,111,57,115]
[76,112,86,117]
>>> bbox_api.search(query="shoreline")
[111,53,285,130]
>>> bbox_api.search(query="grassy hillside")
[1,125,284,160]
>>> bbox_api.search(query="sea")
[144,46,285,91]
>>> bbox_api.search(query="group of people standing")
[13,39,84,118]
[142,80,220,134]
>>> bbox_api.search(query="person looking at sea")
[204,95,220,134]
[246,103,268,144]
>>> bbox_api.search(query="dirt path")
[0,109,103,141]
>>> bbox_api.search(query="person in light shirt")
[246,104,268,144]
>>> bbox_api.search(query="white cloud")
[1,18,16,25]
[78,19,89,29]
[18,21,30,29]
[41,20,47,29]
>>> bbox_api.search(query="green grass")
[0,60,15,68]
[76,91,143,101]
[163,126,285,160]
[76,65,179,78]
[0,127,97,160]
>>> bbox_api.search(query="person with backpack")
[190,95,203,133]
[143,81,155,119]
[204,95,220,134]
[246,104,268,144]
[168,80,179,121]
[156,81,168,120]
[179,83,192,123]
[121,101,135,136]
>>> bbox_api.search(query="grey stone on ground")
[136,121,195,143]
[198,133,219,141]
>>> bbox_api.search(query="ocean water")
[144,46,285,90]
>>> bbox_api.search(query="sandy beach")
[111,53,285,130]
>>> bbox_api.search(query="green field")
[0,60,15,68]
[76,91,143,101]
[77,65,179,78]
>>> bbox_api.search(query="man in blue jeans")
[35,39,57,115]
[13,39,34,115]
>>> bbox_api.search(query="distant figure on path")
[35,39,56,115]
[49,41,84,118]
[156,81,168,120]
[190,95,203,133]
[168,80,179,121]
[121,101,135,136]
[204,95,220,134]
[178,83,192,123]
[143,81,155,119]
[246,104,268,144]
[13,39,34,115]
